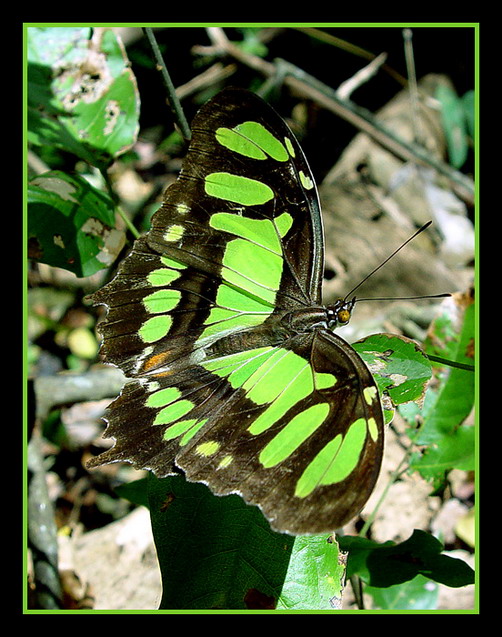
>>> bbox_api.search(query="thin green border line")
[23,22,480,27]
[23,23,478,614]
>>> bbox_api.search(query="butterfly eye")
[337,308,351,324]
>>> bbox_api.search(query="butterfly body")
[89,88,384,535]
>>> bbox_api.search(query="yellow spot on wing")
[217,455,233,469]
[367,417,379,442]
[196,440,220,457]
[164,224,184,242]
[363,386,378,405]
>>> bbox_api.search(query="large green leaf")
[408,292,475,482]
[146,473,348,610]
[147,473,294,610]
[353,332,432,425]
[338,529,474,589]
[277,535,345,610]
[365,574,439,610]
[28,170,125,277]
[354,333,432,405]
[27,26,140,168]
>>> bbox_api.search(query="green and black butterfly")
[88,87,385,535]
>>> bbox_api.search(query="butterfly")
[87,87,384,535]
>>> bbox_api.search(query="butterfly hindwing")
[89,87,384,534]
[174,329,383,534]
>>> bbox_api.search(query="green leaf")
[277,535,345,610]
[115,476,150,508]
[353,332,432,425]
[27,26,140,168]
[436,84,469,169]
[409,293,475,481]
[147,473,295,610]
[147,473,348,610]
[338,529,474,589]
[462,90,475,139]
[28,170,125,277]
[366,574,439,610]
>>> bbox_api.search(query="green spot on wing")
[196,440,220,457]
[163,224,184,242]
[274,212,293,238]
[143,289,181,313]
[295,418,367,497]
[243,349,310,405]
[198,211,294,340]
[147,386,181,408]
[259,403,330,468]
[216,126,267,159]
[139,315,172,343]
[179,419,208,445]
[147,268,182,287]
[216,121,288,162]
[248,361,313,435]
[363,386,378,405]
[314,371,337,390]
[160,255,186,269]
[154,399,194,425]
[222,239,282,304]
[284,136,295,158]
[367,416,379,442]
[203,346,276,387]
[205,172,274,206]
[210,213,282,253]
[217,455,233,469]
[164,418,201,441]
[299,170,314,190]
[198,281,274,341]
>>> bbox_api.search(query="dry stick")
[403,28,425,147]
[196,27,474,205]
[399,28,437,225]
[296,26,408,87]
[358,451,410,538]
[283,67,474,205]
[336,52,388,101]
[175,62,238,100]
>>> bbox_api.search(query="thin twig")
[28,433,63,609]
[143,27,192,143]
[427,354,475,372]
[281,63,474,204]
[175,62,237,99]
[296,27,408,87]
[336,52,388,101]
[358,448,410,538]
[403,28,426,147]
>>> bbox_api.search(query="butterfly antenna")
[355,293,450,302]
[343,221,448,303]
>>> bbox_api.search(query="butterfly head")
[326,297,356,329]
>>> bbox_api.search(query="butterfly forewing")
[89,87,384,534]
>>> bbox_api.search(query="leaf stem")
[427,354,474,372]
[116,205,140,239]
[99,167,140,239]
[358,447,410,538]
